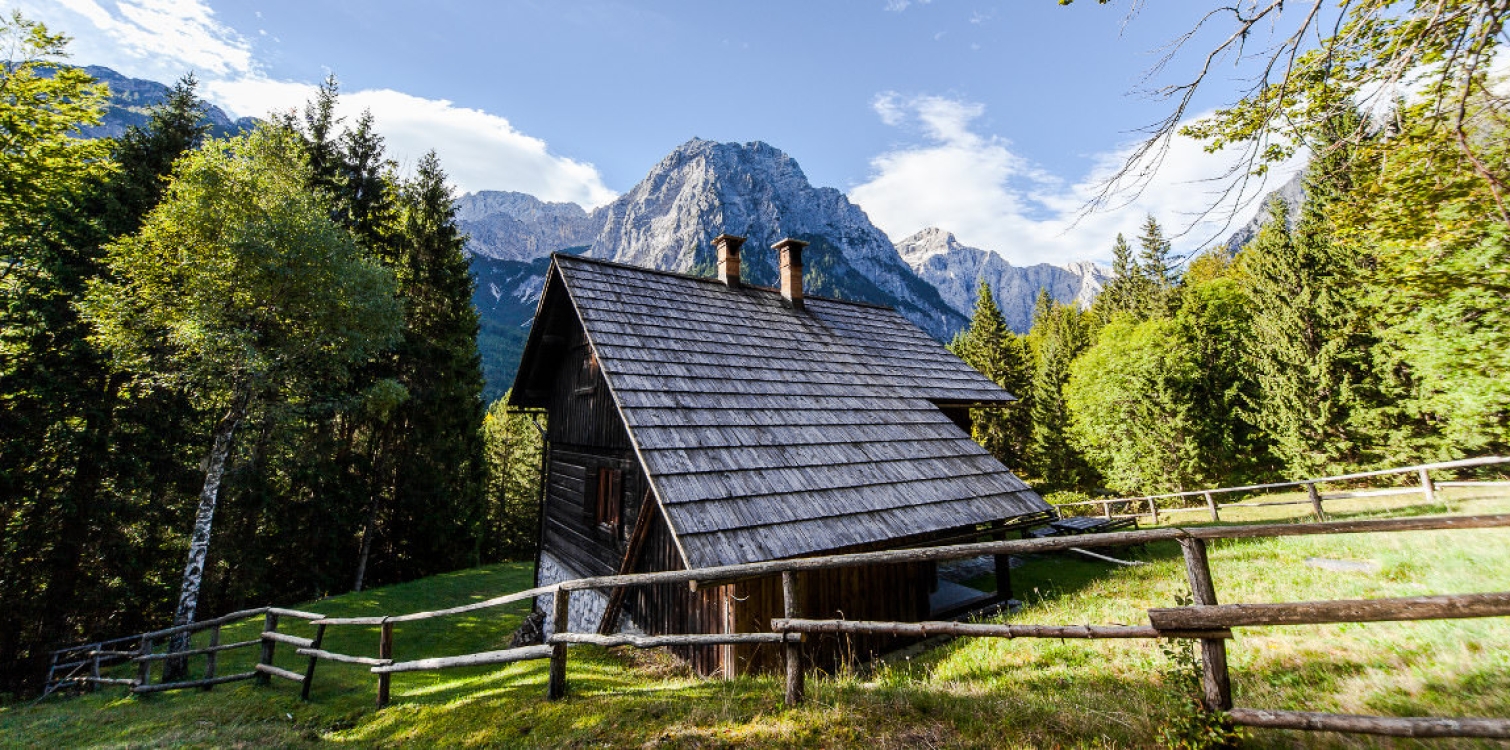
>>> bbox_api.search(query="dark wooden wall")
[729,562,933,675]
[541,326,643,579]
[539,322,728,672]
[622,514,729,675]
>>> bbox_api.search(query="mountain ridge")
[78,65,258,140]
[896,228,1110,333]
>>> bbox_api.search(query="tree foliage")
[950,281,1033,472]
[482,394,544,560]
[1065,316,1203,494]
[81,126,403,635]
[1026,289,1096,489]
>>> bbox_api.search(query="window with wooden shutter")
[574,349,599,395]
[596,467,622,532]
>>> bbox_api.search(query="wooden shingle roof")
[515,253,1050,569]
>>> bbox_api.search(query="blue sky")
[25,1,1309,265]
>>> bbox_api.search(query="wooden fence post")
[1419,468,1438,506]
[1205,491,1219,522]
[1305,483,1326,521]
[547,588,571,700]
[301,623,326,701]
[782,571,805,707]
[1179,537,1232,713]
[257,612,279,686]
[202,625,220,691]
[1102,500,1112,520]
[136,635,153,693]
[377,619,394,708]
[88,648,101,693]
[1148,498,1160,525]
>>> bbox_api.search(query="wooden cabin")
[508,235,1053,675]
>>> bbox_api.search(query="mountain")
[1223,169,1306,251]
[898,228,1110,333]
[78,66,258,139]
[585,139,966,340]
[457,139,971,398]
[456,191,599,263]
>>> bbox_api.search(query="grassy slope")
[4,487,1508,748]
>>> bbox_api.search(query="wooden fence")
[1052,455,1509,524]
[47,461,1510,741]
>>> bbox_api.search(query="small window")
[574,349,599,395]
[596,467,622,532]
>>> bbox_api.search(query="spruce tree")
[374,152,488,582]
[1237,129,1379,476]
[104,74,211,235]
[949,281,1032,472]
[1026,289,1096,489]
[1136,215,1176,318]
[1095,233,1142,321]
[337,109,395,253]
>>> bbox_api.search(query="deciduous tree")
[81,127,402,649]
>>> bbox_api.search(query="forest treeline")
[952,102,1509,500]
[0,14,541,692]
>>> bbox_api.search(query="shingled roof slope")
[542,253,1049,569]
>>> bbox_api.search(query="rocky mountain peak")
[588,139,964,338]
[898,228,1109,334]
[454,190,598,263]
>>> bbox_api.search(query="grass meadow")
[3,485,1507,748]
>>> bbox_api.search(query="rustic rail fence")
[1053,455,1509,524]
[47,462,1510,740]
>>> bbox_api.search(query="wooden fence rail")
[47,503,1510,741]
[1054,455,1509,522]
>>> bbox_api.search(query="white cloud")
[850,92,1305,266]
[17,0,617,207]
[40,0,253,80]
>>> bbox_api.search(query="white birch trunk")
[167,395,247,664]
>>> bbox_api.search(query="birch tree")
[81,127,401,654]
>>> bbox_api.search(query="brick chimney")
[772,238,808,309]
[713,233,745,288]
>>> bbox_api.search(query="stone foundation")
[536,551,642,637]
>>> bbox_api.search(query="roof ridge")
[551,252,897,311]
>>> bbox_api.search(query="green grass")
[4,486,1509,748]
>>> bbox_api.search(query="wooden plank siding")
[730,562,933,674]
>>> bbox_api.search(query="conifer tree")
[337,109,395,253]
[949,281,1032,472]
[286,75,343,195]
[371,152,488,583]
[1026,289,1096,488]
[1095,233,1142,321]
[104,74,211,235]
[1237,129,1379,476]
[1136,215,1176,318]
